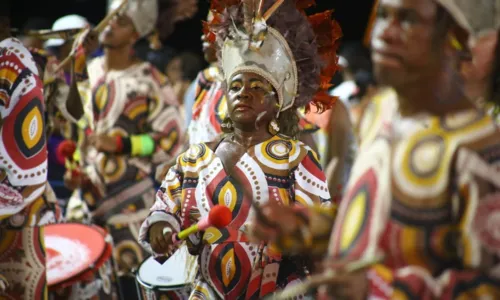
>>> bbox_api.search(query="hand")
[88,134,119,153]
[317,262,369,300]
[149,222,176,254]
[248,201,301,247]
[74,27,100,55]
[64,169,83,190]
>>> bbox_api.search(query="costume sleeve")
[119,68,184,162]
[138,153,184,256]
[0,49,47,213]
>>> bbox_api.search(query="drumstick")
[54,0,128,72]
[163,205,232,244]
[271,254,385,300]
[11,28,84,40]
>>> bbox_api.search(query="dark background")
[11,0,376,57]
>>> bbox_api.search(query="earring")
[221,117,234,133]
[268,118,280,135]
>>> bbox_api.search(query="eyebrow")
[249,78,265,84]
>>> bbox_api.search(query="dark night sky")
[12,0,376,56]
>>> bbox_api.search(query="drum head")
[137,246,196,291]
[44,223,106,286]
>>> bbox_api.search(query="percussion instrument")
[45,223,116,299]
[135,246,198,300]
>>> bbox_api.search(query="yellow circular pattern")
[21,106,43,149]
[340,192,367,252]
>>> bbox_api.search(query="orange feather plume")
[306,10,342,113]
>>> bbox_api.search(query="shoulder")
[195,66,220,86]
[177,143,215,172]
[0,38,39,75]
[253,135,318,169]
[392,108,498,199]
[144,62,170,87]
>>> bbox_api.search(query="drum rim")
[45,223,108,287]
[135,256,191,291]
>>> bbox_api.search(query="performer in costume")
[0,2,60,299]
[317,0,500,299]
[62,0,196,295]
[156,7,324,182]
[139,0,340,298]
[252,1,500,299]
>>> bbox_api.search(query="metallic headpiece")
[208,0,342,113]
[436,0,500,38]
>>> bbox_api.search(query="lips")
[233,103,253,112]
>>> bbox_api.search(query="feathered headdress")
[206,0,342,114]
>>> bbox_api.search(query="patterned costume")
[139,136,331,298]
[70,55,184,276]
[0,37,56,300]
[327,89,500,298]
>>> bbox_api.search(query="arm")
[326,100,354,199]
[138,154,185,256]
[115,69,184,161]
[253,148,337,257]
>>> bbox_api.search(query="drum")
[45,223,116,299]
[135,245,197,300]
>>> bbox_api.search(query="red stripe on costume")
[301,153,326,181]
[331,168,377,259]
[245,271,262,299]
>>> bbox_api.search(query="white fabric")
[110,0,158,38]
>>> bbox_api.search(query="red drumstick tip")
[209,205,232,228]
[57,140,77,158]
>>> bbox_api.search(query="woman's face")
[226,72,278,127]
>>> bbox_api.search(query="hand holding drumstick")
[271,254,384,300]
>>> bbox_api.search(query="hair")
[277,108,300,138]
[339,41,372,75]
[213,0,323,109]
[177,52,204,81]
